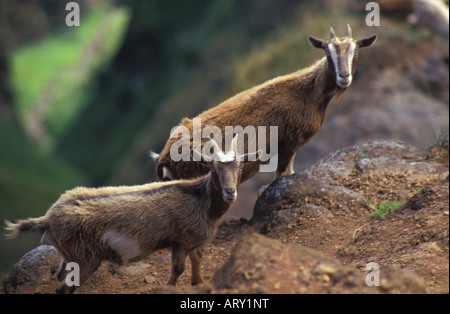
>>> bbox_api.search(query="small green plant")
[11,6,131,145]
[371,200,405,219]
[357,153,371,160]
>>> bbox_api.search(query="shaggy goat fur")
[5,137,247,294]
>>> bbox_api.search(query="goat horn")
[210,137,222,157]
[347,24,352,37]
[231,134,238,153]
[329,26,336,39]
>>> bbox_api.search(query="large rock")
[251,140,448,231]
[250,173,367,230]
[304,140,447,183]
[2,245,62,294]
[211,233,426,293]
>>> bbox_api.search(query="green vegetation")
[371,200,405,219]
[11,7,131,146]
[1,4,129,279]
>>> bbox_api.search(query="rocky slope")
[2,139,448,294]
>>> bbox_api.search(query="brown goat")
[5,136,253,294]
[154,25,377,183]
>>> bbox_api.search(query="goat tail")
[4,217,48,239]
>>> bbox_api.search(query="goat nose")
[339,72,350,78]
[224,188,236,195]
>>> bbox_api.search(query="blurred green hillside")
[54,0,308,186]
[1,0,448,281]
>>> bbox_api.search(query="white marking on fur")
[328,43,338,71]
[103,231,140,264]
[214,150,235,163]
[329,40,356,87]
[162,167,173,180]
[347,42,356,81]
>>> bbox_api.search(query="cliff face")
[2,139,448,294]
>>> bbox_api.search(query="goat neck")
[204,172,234,221]
[314,57,345,114]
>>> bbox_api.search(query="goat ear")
[308,36,326,49]
[356,34,377,48]
[242,149,263,162]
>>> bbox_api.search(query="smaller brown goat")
[5,136,254,294]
